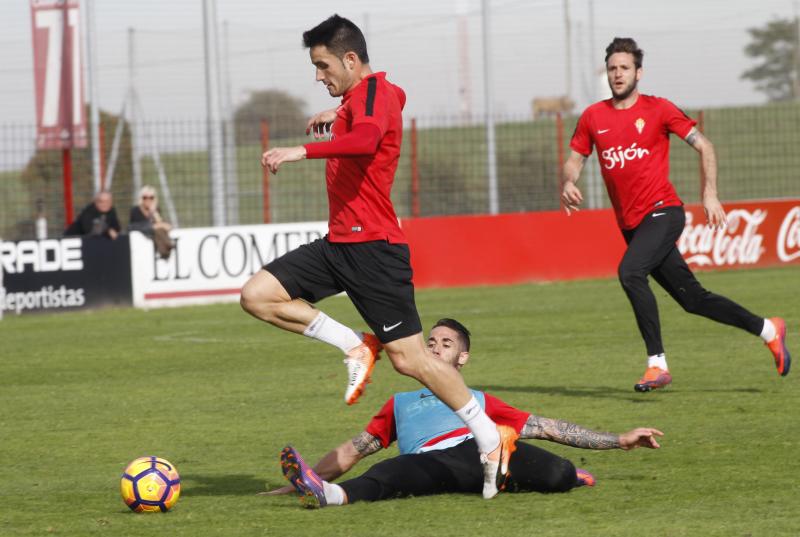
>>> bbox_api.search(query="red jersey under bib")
[570,94,696,230]
[320,72,407,243]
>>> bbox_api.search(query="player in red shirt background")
[266,319,661,508]
[240,15,515,498]
[561,37,791,392]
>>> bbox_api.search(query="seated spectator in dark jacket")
[64,190,121,239]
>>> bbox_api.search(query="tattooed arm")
[685,127,726,228]
[303,430,383,482]
[263,431,383,495]
[520,415,663,451]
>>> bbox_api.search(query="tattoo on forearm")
[351,431,382,456]
[520,415,546,438]
[520,415,620,449]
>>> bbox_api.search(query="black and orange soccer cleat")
[634,366,672,392]
[765,317,791,377]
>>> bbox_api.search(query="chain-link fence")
[2,101,799,240]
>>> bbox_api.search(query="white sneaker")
[480,425,519,499]
[343,333,382,405]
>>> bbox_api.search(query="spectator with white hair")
[129,185,174,258]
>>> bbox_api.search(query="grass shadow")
[183,474,267,497]
[474,384,764,402]
[475,384,649,402]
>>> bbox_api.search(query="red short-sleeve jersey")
[320,72,407,243]
[364,392,530,451]
[570,95,696,230]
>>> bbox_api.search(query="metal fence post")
[260,120,271,224]
[698,109,705,186]
[481,0,499,215]
[411,118,420,218]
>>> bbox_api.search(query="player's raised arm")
[685,127,726,229]
[561,151,587,215]
[261,122,381,174]
[519,414,662,450]
[261,146,307,174]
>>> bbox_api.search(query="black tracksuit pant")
[338,439,579,503]
[618,205,764,356]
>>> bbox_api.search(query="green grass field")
[1,267,798,536]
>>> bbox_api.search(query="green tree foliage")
[741,17,800,101]
[20,107,133,237]
[233,89,307,143]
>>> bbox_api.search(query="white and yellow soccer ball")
[120,456,181,513]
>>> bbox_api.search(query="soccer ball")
[120,456,181,512]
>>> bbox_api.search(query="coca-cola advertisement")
[679,200,800,270]
[400,199,800,288]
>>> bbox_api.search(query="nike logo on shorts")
[652,212,666,217]
[383,321,403,332]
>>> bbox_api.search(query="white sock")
[322,481,346,506]
[303,312,363,354]
[760,318,776,342]
[648,353,668,371]
[455,396,500,454]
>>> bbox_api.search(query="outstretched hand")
[703,194,727,229]
[561,182,583,215]
[619,428,664,450]
[257,484,294,496]
[261,146,306,174]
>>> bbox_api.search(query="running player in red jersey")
[561,37,791,392]
[266,319,661,508]
[240,15,514,498]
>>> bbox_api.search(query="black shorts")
[264,238,422,343]
[338,439,579,503]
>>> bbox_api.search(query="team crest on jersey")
[635,118,645,134]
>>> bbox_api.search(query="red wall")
[401,199,800,289]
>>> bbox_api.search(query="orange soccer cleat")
[343,333,382,405]
[480,425,519,499]
[634,366,672,392]
[765,317,791,377]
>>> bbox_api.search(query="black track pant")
[338,439,579,503]
[618,205,764,356]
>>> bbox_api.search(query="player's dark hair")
[303,14,369,63]
[433,318,471,351]
[604,37,643,69]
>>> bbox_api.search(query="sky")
[1,0,797,131]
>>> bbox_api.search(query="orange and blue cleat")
[634,366,672,392]
[766,317,791,377]
[576,468,596,487]
[280,446,327,509]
